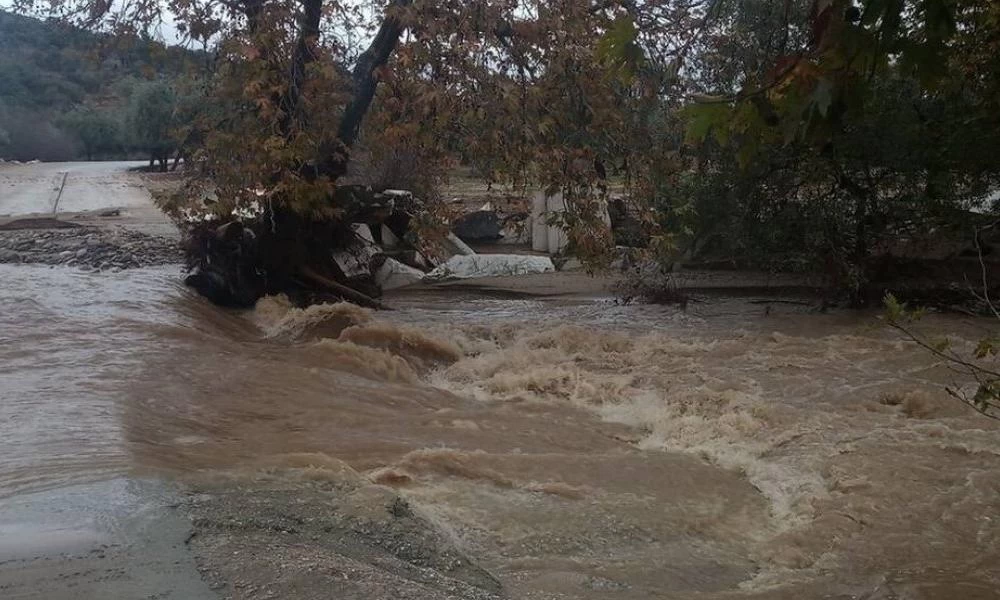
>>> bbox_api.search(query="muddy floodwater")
[1,263,998,599]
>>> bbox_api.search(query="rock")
[99,209,121,217]
[379,224,402,250]
[0,222,180,271]
[453,211,501,242]
[424,254,555,281]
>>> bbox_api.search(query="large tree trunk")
[306,0,414,181]
[186,0,416,309]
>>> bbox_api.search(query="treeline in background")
[0,10,201,166]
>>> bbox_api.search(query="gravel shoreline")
[0,225,182,270]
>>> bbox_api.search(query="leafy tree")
[58,108,121,160]
[14,0,1000,309]
[0,10,202,161]
[677,0,1000,302]
[10,0,719,304]
[886,293,1000,421]
[126,81,177,171]
[0,100,77,161]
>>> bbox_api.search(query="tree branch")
[280,0,323,135]
[336,0,413,148]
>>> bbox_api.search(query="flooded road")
[1,263,998,598]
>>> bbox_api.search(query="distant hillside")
[0,11,202,161]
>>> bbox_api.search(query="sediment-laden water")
[1,264,998,599]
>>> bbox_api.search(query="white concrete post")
[531,191,549,253]
[546,192,568,255]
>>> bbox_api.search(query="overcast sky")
[0,0,187,45]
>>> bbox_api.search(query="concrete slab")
[0,161,180,239]
[0,161,151,217]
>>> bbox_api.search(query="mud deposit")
[1,264,998,599]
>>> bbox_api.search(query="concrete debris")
[332,223,382,280]
[531,191,612,254]
[443,232,476,256]
[375,258,426,290]
[424,254,555,281]
[380,224,402,250]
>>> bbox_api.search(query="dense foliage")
[7,0,1000,301]
[680,0,1000,299]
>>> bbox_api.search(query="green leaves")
[596,16,645,83]
[884,292,905,322]
[682,101,733,145]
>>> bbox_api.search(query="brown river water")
[1,263,998,599]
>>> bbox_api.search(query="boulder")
[453,211,501,242]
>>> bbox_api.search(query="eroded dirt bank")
[1,265,998,599]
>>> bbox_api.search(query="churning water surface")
[1,264,998,599]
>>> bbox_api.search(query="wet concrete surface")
[0,164,206,598]
[0,161,178,238]
[0,161,149,215]
[0,478,217,599]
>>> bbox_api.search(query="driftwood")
[298,267,392,310]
